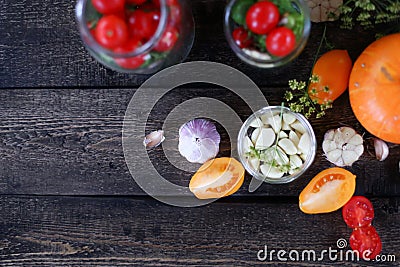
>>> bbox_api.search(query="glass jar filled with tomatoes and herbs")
[224,0,310,68]
[76,0,194,74]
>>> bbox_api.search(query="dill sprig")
[283,25,333,119]
[336,0,400,29]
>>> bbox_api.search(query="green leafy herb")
[283,25,332,119]
[336,0,400,29]
[231,0,255,26]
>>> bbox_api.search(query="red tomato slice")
[350,226,382,260]
[342,196,374,228]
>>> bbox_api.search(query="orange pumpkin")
[349,33,400,144]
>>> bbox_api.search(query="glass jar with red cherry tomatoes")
[224,0,310,68]
[76,0,194,74]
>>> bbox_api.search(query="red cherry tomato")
[128,10,159,41]
[92,0,125,15]
[232,27,252,48]
[245,1,279,35]
[154,26,179,52]
[350,226,382,260]
[95,15,128,49]
[266,26,296,57]
[342,196,375,229]
[114,38,146,69]
[149,10,161,24]
[126,0,147,5]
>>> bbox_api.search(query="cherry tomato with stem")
[350,226,382,260]
[153,26,179,52]
[95,15,129,49]
[92,0,125,15]
[266,26,296,57]
[342,196,375,229]
[114,38,146,69]
[245,1,279,35]
[232,27,252,48]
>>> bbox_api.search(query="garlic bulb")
[373,138,389,161]
[178,119,220,164]
[322,127,364,166]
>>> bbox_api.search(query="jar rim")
[237,106,317,184]
[224,0,311,68]
[75,0,169,58]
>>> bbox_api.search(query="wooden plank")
[0,88,399,197]
[0,0,379,88]
[0,196,399,266]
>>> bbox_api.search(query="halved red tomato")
[350,226,382,260]
[189,157,245,199]
[299,167,356,214]
[342,196,374,228]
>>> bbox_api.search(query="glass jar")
[237,106,317,184]
[76,0,195,74]
[224,0,311,68]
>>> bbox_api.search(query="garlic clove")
[290,154,303,168]
[255,128,276,149]
[279,131,288,139]
[283,113,296,125]
[298,133,310,155]
[342,150,359,166]
[260,113,274,125]
[289,130,300,146]
[334,127,356,146]
[251,128,261,144]
[249,117,263,128]
[243,136,253,153]
[278,138,298,155]
[322,139,337,153]
[326,149,342,164]
[324,129,335,140]
[248,158,260,170]
[260,164,284,179]
[348,134,363,146]
[143,130,165,149]
[373,138,389,161]
[282,121,292,131]
[291,121,306,134]
[267,115,282,134]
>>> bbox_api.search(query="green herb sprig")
[283,26,333,119]
[337,0,400,29]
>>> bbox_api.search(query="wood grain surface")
[1,0,399,266]
[0,196,399,266]
[0,88,399,197]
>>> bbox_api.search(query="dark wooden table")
[0,0,399,266]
